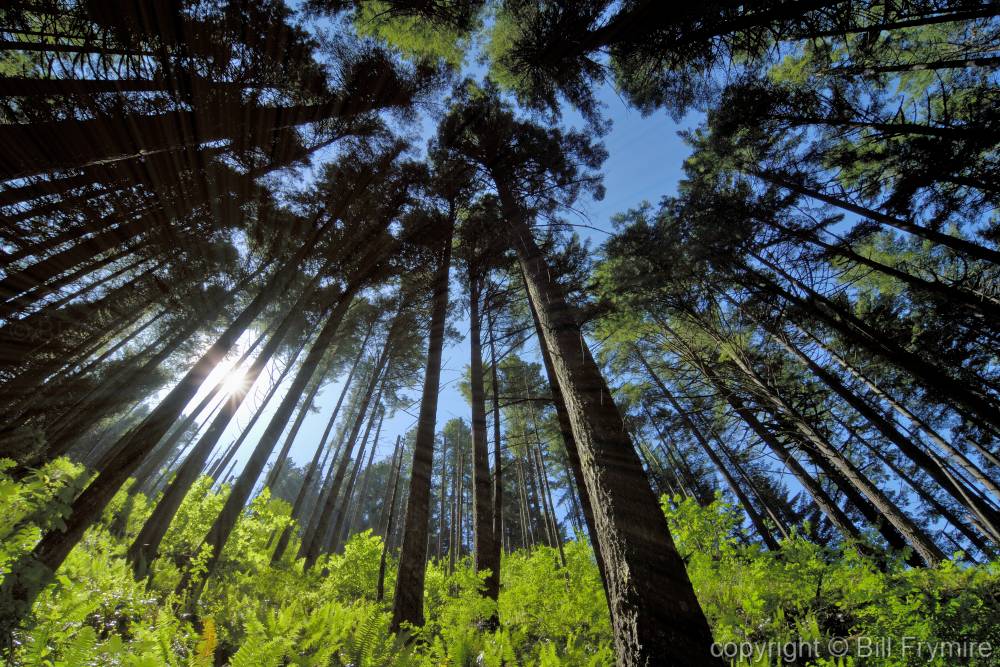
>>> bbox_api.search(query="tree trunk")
[487,309,504,567]
[0,92,414,181]
[302,341,392,568]
[377,436,404,603]
[706,322,944,564]
[126,284,321,578]
[770,328,1000,541]
[800,327,1000,497]
[270,326,373,563]
[346,408,384,540]
[529,290,608,590]
[636,349,780,551]
[331,385,387,554]
[496,183,719,666]
[533,441,567,565]
[751,169,1000,265]
[207,343,304,481]
[749,252,1000,434]
[437,432,450,561]
[467,272,499,602]
[390,223,453,633]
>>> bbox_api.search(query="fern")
[54,626,97,667]
[189,618,217,667]
[346,606,382,667]
[229,632,283,667]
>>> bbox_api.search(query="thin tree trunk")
[770,327,1000,540]
[207,343,303,481]
[179,286,358,602]
[332,392,386,553]
[749,252,1000,434]
[302,342,392,568]
[347,408,384,539]
[487,309,504,569]
[270,327,372,563]
[126,287,320,578]
[700,321,944,564]
[801,327,1000,495]
[636,349,780,551]
[438,432,450,561]
[377,436,404,603]
[534,442,567,566]
[750,169,1000,265]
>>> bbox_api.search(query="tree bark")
[377,436,404,603]
[390,223,453,633]
[467,272,499,603]
[496,183,719,666]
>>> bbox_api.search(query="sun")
[220,366,248,396]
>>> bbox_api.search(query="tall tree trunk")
[390,223,453,633]
[800,327,1000,496]
[487,309,504,567]
[0,92,415,181]
[749,169,1000,264]
[449,437,461,574]
[302,343,392,568]
[437,432,450,561]
[126,284,322,578]
[639,402,701,500]
[770,328,1000,540]
[262,371,326,489]
[765,217,1000,319]
[207,342,304,481]
[749,253,1000,433]
[533,442,567,566]
[331,386,387,554]
[347,408,384,539]
[495,183,718,666]
[844,420,998,556]
[467,272,498,603]
[529,287,608,596]
[702,321,944,564]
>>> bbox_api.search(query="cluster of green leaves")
[5,460,998,666]
[664,496,1000,667]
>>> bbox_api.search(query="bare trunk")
[390,222,453,633]
[467,273,499,602]
[496,183,718,666]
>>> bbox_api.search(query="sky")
[174,80,702,508]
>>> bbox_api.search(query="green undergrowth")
[2,459,998,666]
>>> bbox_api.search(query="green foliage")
[350,1,472,68]
[663,495,1000,666]
[4,462,998,665]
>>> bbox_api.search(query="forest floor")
[2,459,998,666]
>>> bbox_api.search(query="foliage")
[4,460,998,665]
